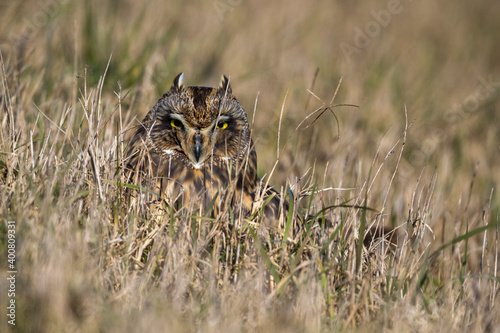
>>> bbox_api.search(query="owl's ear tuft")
[171,73,184,90]
[218,75,232,94]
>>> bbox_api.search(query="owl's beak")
[185,129,211,168]
[194,133,203,162]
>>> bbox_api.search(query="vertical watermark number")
[6,221,16,326]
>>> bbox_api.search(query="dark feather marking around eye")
[160,114,183,130]
[170,118,183,128]
[216,121,229,129]
[216,117,232,130]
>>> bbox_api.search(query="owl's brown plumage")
[125,73,285,225]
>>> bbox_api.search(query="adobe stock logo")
[8,0,69,45]
[397,74,499,181]
[340,0,406,62]
[443,75,500,124]
[213,0,243,22]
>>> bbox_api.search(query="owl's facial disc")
[170,113,231,169]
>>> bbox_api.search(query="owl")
[124,73,286,227]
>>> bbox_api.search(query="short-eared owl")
[125,73,285,225]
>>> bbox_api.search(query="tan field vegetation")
[0,0,499,331]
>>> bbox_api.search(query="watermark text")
[6,220,16,326]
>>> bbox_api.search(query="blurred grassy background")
[2,0,498,199]
[1,0,499,331]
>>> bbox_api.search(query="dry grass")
[1,0,499,332]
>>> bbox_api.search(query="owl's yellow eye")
[170,119,183,128]
[216,122,228,130]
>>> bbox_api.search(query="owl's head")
[149,73,251,169]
